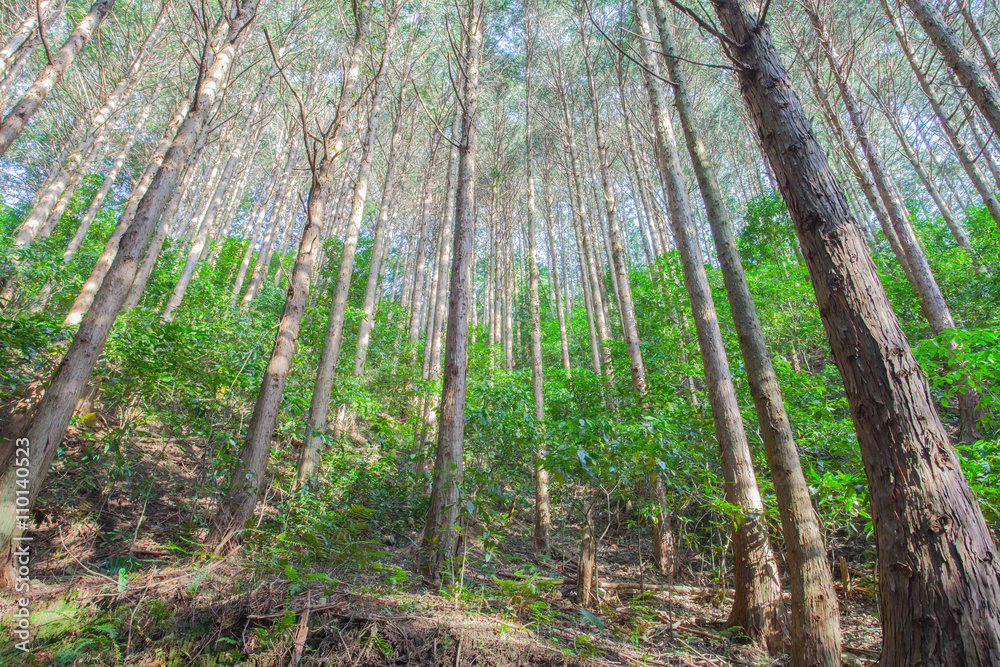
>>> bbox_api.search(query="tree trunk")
[956,0,1000,88]
[63,88,201,326]
[580,12,645,396]
[712,2,1000,663]
[649,471,678,577]
[208,1,367,548]
[652,3,839,662]
[162,70,275,320]
[871,87,972,251]
[554,49,613,383]
[905,0,1000,139]
[420,1,482,581]
[806,5,955,337]
[524,14,550,556]
[0,0,56,80]
[0,0,116,159]
[419,107,463,448]
[15,8,164,247]
[577,505,596,608]
[789,29,916,287]
[64,87,165,262]
[122,138,207,311]
[634,2,785,652]
[541,162,571,377]
[241,142,300,308]
[230,165,283,308]
[295,16,391,486]
[882,1,1000,230]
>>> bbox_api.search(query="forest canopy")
[0,0,998,665]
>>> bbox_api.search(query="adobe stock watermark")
[12,437,32,652]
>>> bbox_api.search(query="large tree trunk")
[634,2,785,652]
[420,0,482,581]
[0,0,116,158]
[14,8,164,248]
[712,1,1000,663]
[63,88,203,326]
[652,3,839,663]
[0,0,261,587]
[417,107,463,453]
[64,87,166,262]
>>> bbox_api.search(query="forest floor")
[1,412,883,666]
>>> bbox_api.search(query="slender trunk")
[653,2,838,662]
[959,0,1000,88]
[961,98,1000,192]
[420,1,481,581]
[873,92,971,250]
[230,164,283,309]
[790,31,915,285]
[295,18,392,486]
[541,163,571,376]
[0,0,116,158]
[713,2,1000,663]
[0,0,55,79]
[524,20,550,555]
[580,13,645,396]
[241,143,299,307]
[407,133,443,353]
[0,1,67,107]
[554,50,613,382]
[905,0,1000,138]
[634,3,784,651]
[15,9,163,247]
[424,107,462,387]
[807,6,955,334]
[567,167,603,377]
[64,91,198,326]
[577,505,596,607]
[123,142,205,311]
[649,471,678,577]
[163,68,276,318]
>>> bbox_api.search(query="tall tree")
[649,1,840,662]
[709,0,1000,662]
[633,1,785,652]
[420,0,483,581]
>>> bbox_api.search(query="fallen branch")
[289,592,311,667]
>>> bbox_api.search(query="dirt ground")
[0,419,883,666]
